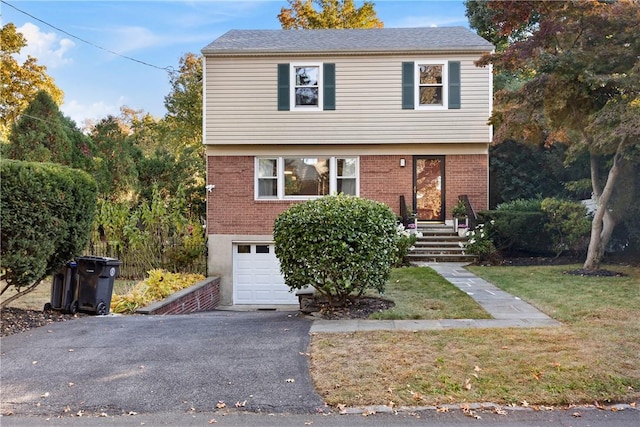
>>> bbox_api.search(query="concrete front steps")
[406,223,477,263]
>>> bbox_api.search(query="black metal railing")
[400,195,410,227]
[458,195,478,229]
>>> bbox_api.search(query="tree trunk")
[0,280,44,309]
[583,149,624,270]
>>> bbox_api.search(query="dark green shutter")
[323,63,336,110]
[277,64,290,111]
[402,62,414,109]
[448,61,461,109]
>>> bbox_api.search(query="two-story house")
[202,27,493,306]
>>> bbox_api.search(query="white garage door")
[233,243,298,305]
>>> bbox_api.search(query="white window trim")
[255,156,359,200]
[290,63,323,112]
[414,60,448,110]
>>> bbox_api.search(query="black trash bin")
[45,260,79,314]
[76,256,122,315]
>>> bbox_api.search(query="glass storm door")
[413,156,444,221]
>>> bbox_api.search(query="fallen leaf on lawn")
[410,391,424,401]
[521,401,529,407]
[235,400,246,408]
[216,401,226,409]
[286,378,295,383]
[474,365,481,372]
[464,378,472,390]
[533,371,542,381]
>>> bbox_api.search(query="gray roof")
[202,27,494,55]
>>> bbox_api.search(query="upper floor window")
[402,60,460,110]
[278,63,336,111]
[256,156,358,200]
[293,65,321,108]
[417,63,445,107]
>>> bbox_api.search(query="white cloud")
[16,23,75,68]
[62,98,125,129]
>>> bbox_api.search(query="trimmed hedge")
[1,160,97,290]
[478,197,591,256]
[274,194,398,306]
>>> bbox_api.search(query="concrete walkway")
[310,262,561,333]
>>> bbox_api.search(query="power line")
[1,0,174,74]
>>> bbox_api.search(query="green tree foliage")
[279,0,383,29]
[0,23,63,142]
[163,53,203,151]
[489,140,590,207]
[89,115,141,201]
[4,91,93,170]
[90,186,205,278]
[541,198,592,257]
[1,160,97,307]
[273,195,397,306]
[475,0,640,270]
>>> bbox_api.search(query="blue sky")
[2,0,470,126]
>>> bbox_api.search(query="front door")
[413,156,444,222]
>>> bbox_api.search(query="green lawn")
[310,263,640,408]
[368,267,491,320]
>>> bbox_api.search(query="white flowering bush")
[465,221,497,261]
[395,223,417,267]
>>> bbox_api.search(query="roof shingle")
[202,27,494,55]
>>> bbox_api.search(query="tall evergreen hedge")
[1,160,97,291]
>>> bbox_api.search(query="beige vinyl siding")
[204,54,491,145]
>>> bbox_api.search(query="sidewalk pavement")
[310,262,561,333]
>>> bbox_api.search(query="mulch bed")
[1,307,85,337]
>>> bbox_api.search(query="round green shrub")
[273,194,398,306]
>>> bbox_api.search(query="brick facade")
[445,154,488,214]
[206,153,487,235]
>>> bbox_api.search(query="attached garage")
[232,243,298,305]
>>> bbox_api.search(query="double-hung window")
[293,65,321,109]
[278,63,336,111]
[256,157,358,199]
[402,60,461,110]
[417,62,445,107]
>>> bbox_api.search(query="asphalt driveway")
[0,310,325,417]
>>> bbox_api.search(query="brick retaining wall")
[136,277,221,315]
